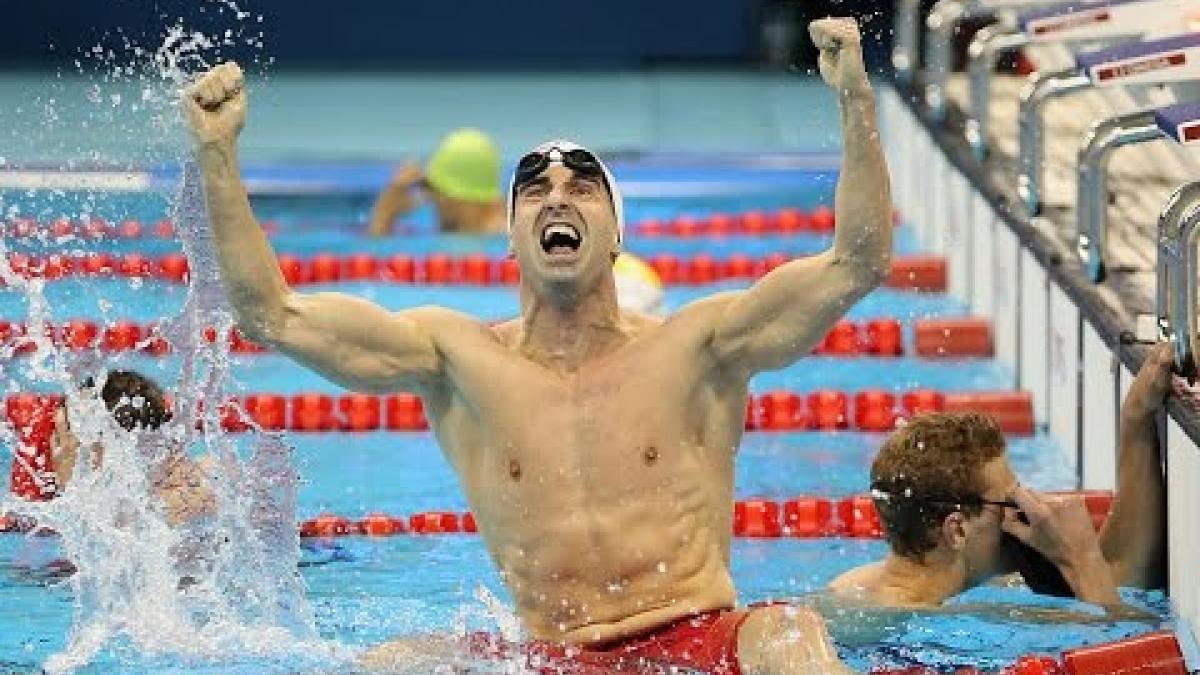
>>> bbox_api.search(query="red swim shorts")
[467,609,750,674]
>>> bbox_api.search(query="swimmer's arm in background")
[706,18,891,377]
[154,454,218,527]
[368,164,424,237]
[183,63,458,394]
[935,601,1160,625]
[1099,343,1173,589]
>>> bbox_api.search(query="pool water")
[0,160,1175,674]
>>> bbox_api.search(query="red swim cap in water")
[6,395,59,501]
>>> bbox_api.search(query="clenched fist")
[809,18,871,97]
[183,62,247,147]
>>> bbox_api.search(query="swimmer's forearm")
[367,196,397,236]
[1061,550,1121,607]
[1101,392,1167,586]
[832,87,892,284]
[196,141,290,335]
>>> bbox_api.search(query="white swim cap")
[613,252,665,314]
[507,139,624,244]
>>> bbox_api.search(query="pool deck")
[942,47,1199,322]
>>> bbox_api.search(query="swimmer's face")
[957,456,1020,583]
[510,163,618,286]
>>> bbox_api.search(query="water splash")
[0,1,353,672]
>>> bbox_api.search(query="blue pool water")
[0,162,1174,673]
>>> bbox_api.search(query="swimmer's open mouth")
[540,223,582,256]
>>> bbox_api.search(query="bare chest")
[434,345,740,507]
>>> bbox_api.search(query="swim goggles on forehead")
[870,485,1019,511]
[513,146,608,193]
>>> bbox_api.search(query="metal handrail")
[923,0,972,120]
[893,0,923,84]
[1076,111,1161,282]
[966,25,1030,160]
[1016,67,1092,216]
[1157,180,1200,378]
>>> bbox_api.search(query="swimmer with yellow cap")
[369,128,508,236]
[370,129,664,313]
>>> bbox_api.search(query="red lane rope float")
[633,207,838,237]
[0,252,949,292]
[0,317,912,359]
[284,492,1113,541]
[3,208,849,242]
[0,491,1116,540]
[0,317,996,360]
[0,320,264,356]
[3,388,1034,435]
[748,389,1034,435]
[2,217,181,241]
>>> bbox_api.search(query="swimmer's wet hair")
[81,370,172,432]
[870,412,1006,559]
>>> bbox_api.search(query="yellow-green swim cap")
[424,128,502,204]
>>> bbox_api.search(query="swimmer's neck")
[517,274,626,371]
[872,552,970,607]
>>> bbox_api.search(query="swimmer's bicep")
[708,252,868,374]
[271,292,454,393]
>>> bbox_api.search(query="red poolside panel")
[914,318,994,358]
[943,391,1034,435]
[886,255,947,292]
[1062,630,1185,674]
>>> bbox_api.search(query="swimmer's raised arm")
[368,164,424,237]
[708,18,892,376]
[183,63,457,394]
[1099,343,1172,589]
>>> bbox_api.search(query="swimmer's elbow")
[831,251,889,295]
[229,287,292,346]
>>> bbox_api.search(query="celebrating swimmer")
[185,16,890,674]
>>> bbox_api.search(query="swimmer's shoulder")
[644,291,750,344]
[827,561,883,597]
[400,306,499,345]
[654,291,740,326]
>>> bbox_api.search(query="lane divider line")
[1,206,867,241]
[0,252,949,292]
[0,491,1114,540]
[0,317,1013,359]
[3,388,1035,436]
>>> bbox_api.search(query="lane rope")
[0,252,949,292]
[3,388,1035,435]
[0,317,998,359]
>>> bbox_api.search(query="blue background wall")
[0,0,765,69]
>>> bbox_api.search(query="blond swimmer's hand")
[1002,487,1103,571]
[183,62,247,147]
[808,17,871,97]
[1124,342,1175,418]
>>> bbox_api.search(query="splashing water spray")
[0,3,361,672]
[0,3,533,672]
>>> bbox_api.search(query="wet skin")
[186,16,888,674]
